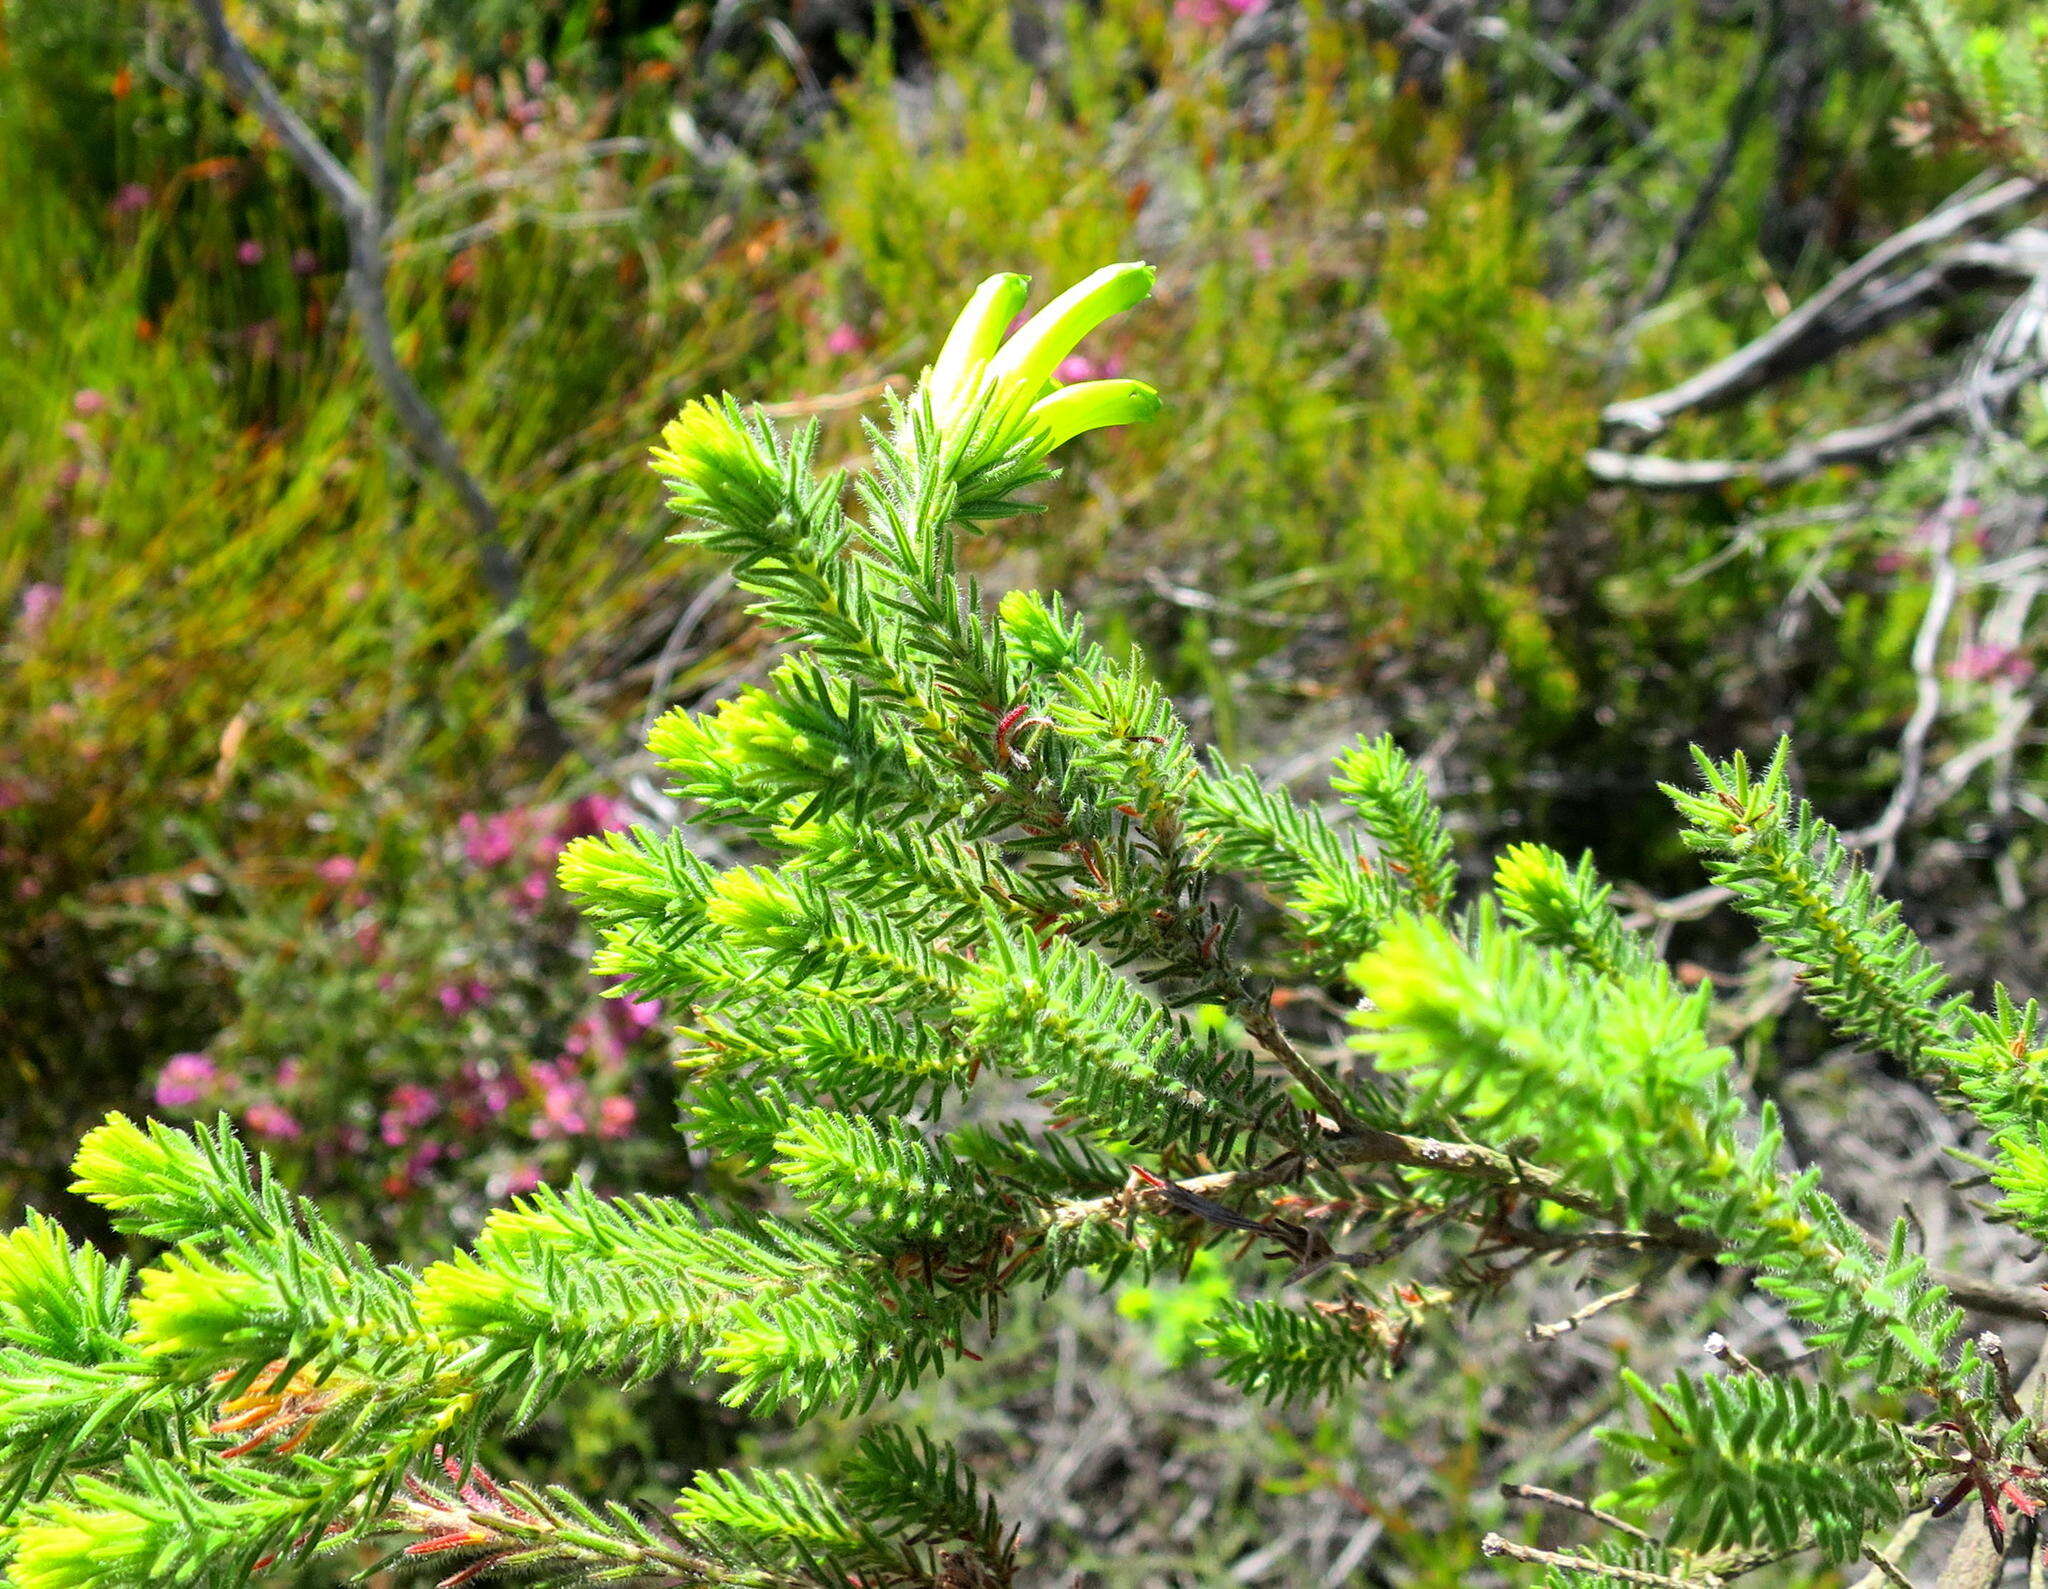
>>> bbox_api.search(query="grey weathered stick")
[1587,360,2045,491]
[1604,175,2044,436]
[190,0,573,765]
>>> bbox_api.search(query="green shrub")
[3,263,2046,1588]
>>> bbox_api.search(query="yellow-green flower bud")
[923,262,1161,467]
[1023,378,1162,457]
[926,272,1030,430]
[983,261,1156,401]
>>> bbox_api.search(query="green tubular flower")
[925,262,1162,463]
[925,272,1030,426]
[1027,379,1163,451]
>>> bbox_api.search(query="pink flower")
[71,389,107,417]
[503,1162,543,1196]
[354,922,383,959]
[601,995,661,1048]
[316,855,358,886]
[276,1059,304,1090]
[598,1095,637,1139]
[110,183,152,216]
[519,869,550,906]
[823,323,863,358]
[1950,643,2035,684]
[558,794,625,843]
[532,1066,589,1137]
[435,979,492,1017]
[154,1053,217,1110]
[391,1083,442,1128]
[483,1077,517,1115]
[244,1102,302,1141]
[18,583,59,639]
[1054,352,1123,384]
[459,811,517,868]
[290,247,319,277]
[235,239,266,267]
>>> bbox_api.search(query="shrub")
[4,262,2047,1588]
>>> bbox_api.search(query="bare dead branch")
[191,0,574,765]
[1603,175,2044,437]
[1587,359,2045,492]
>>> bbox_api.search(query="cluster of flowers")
[148,792,668,1224]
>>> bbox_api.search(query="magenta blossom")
[530,1061,589,1138]
[244,1101,302,1140]
[316,855,358,886]
[823,323,863,358]
[1054,352,1124,384]
[235,239,266,267]
[1950,643,2035,684]
[502,1162,543,1197]
[381,1083,442,1148]
[598,1094,637,1140]
[18,583,59,639]
[154,1053,218,1110]
[459,811,518,868]
[557,794,627,843]
[71,389,107,417]
[110,183,152,216]
[436,979,493,1017]
[599,998,660,1051]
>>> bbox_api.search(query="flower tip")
[985,263,1159,397]
[1027,378,1162,453]
[928,272,1034,421]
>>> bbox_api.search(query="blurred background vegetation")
[5,0,2046,1581]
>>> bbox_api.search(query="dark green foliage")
[1331,735,1460,919]
[1669,743,1964,1076]
[1600,1372,1916,1561]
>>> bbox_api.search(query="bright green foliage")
[1187,761,1403,977]
[1669,742,1965,1076]
[1671,745,2048,1269]
[10,258,2048,1589]
[1493,843,1663,986]
[959,928,1292,1163]
[769,1112,994,1241]
[1331,735,1460,919]
[1349,911,1741,1222]
[1600,1372,1916,1561]
[1685,1116,1972,1396]
[674,1428,1013,1585]
[1197,1290,1446,1404]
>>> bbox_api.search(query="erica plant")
[4,261,2048,1589]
